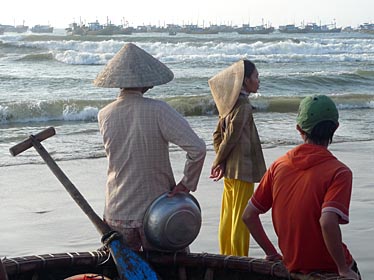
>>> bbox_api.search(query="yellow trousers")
[219,178,254,256]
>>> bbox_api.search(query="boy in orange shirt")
[242,95,360,279]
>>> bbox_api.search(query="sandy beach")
[1,141,373,279]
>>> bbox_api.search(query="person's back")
[99,92,206,222]
[242,95,360,279]
[258,143,353,272]
[95,43,206,251]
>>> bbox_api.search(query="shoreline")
[1,141,373,278]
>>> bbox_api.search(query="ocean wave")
[1,94,372,124]
[1,34,374,65]
[54,49,111,65]
[356,69,374,77]
[0,100,103,124]
[17,53,54,61]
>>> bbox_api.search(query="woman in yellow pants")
[208,60,266,256]
[219,179,254,256]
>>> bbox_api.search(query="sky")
[0,0,373,29]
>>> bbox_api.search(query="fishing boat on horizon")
[279,22,342,34]
[302,22,342,33]
[182,24,219,34]
[0,24,28,33]
[358,22,374,34]
[66,20,132,36]
[31,24,54,33]
[236,23,275,34]
[278,24,305,33]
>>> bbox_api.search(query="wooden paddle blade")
[108,239,158,280]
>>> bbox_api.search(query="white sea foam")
[62,105,99,121]
[2,35,374,65]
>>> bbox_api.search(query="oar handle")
[9,128,112,236]
[9,127,56,156]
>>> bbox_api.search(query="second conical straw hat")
[208,60,244,118]
[94,43,174,88]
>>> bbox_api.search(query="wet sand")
[1,141,373,279]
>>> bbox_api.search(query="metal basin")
[143,192,201,251]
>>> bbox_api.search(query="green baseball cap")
[296,95,339,134]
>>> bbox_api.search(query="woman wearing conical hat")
[95,43,206,251]
[209,60,266,257]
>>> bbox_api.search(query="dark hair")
[304,120,337,145]
[243,60,256,79]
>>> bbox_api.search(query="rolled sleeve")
[322,167,352,224]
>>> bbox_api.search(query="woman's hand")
[209,163,225,181]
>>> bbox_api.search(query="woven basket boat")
[2,250,351,280]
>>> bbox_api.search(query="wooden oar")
[9,127,158,280]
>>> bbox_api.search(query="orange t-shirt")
[251,144,353,273]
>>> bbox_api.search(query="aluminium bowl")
[143,192,201,251]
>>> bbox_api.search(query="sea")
[0,29,373,166]
[0,29,374,278]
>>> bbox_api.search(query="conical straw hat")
[208,60,244,118]
[94,43,174,88]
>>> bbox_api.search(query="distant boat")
[182,24,219,34]
[302,23,341,33]
[0,24,28,33]
[279,23,341,34]
[184,29,219,34]
[278,24,305,33]
[66,21,112,35]
[358,23,374,34]
[86,21,115,35]
[65,22,86,35]
[113,26,133,35]
[236,24,275,34]
[66,21,132,36]
[15,25,29,33]
[31,25,54,33]
[167,24,179,35]
[342,26,355,32]
[0,26,4,35]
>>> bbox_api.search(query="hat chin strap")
[240,87,250,97]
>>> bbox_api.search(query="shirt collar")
[118,89,143,99]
